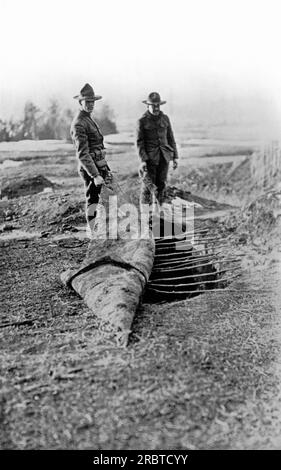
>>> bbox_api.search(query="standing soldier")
[137,92,179,207]
[70,83,111,230]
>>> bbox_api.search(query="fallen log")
[61,181,155,346]
[61,237,155,346]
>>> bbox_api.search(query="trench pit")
[144,224,241,303]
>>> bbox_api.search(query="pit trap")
[144,227,242,303]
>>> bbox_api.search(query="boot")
[86,214,96,239]
[156,188,166,206]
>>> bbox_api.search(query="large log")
[61,185,155,346]
[61,237,154,346]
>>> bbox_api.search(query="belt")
[89,149,107,168]
[90,149,106,159]
[95,158,107,168]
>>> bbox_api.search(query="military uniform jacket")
[136,111,178,164]
[70,110,106,178]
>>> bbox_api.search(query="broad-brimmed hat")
[142,92,166,105]
[73,83,102,101]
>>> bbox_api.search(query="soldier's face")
[81,99,95,114]
[148,103,160,115]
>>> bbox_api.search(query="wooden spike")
[155,250,194,259]
[154,253,241,267]
[149,266,241,282]
[153,258,242,271]
[155,234,220,247]
[153,251,224,267]
[155,229,208,244]
[146,287,244,296]
[148,273,240,288]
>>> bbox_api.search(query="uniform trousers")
[140,154,169,205]
[79,167,108,223]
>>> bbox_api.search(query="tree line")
[0,100,117,142]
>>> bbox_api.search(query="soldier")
[137,92,179,207]
[70,83,111,229]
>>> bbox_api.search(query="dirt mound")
[0,190,86,231]
[223,187,281,244]
[1,175,54,199]
[166,186,233,211]
[243,189,281,232]
[23,196,85,231]
[169,159,254,199]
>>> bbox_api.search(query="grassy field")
[1,127,281,449]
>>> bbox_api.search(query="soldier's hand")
[93,175,105,186]
[138,162,147,177]
[173,160,178,170]
[104,171,114,192]
[104,171,113,185]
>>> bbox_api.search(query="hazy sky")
[1,0,281,127]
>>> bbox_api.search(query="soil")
[0,139,280,449]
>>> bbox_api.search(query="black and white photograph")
[1,0,281,454]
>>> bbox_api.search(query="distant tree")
[22,101,40,139]
[47,99,61,139]
[0,118,24,141]
[38,99,61,139]
[7,119,24,141]
[95,104,118,135]
[60,107,74,141]
[0,99,118,142]
[0,119,10,141]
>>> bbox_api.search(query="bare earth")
[0,133,281,449]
